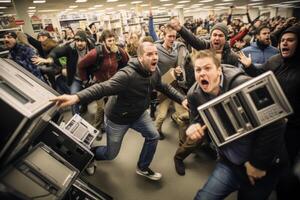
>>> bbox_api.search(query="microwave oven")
[0,58,58,167]
[197,71,293,147]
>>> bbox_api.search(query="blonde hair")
[192,49,221,68]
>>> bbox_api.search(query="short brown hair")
[163,23,176,35]
[137,41,154,57]
[192,50,221,68]
[99,29,115,42]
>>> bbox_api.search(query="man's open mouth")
[151,62,157,66]
[200,79,209,89]
[281,47,289,54]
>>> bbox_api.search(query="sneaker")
[136,167,162,181]
[158,131,165,140]
[85,161,96,176]
[174,157,185,176]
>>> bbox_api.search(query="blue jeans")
[194,160,283,200]
[94,111,160,170]
[70,79,82,115]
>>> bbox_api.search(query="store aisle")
[72,103,236,200]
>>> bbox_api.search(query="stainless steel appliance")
[0,143,79,200]
[0,58,58,167]
[63,114,99,148]
[198,71,293,147]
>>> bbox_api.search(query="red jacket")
[78,45,129,82]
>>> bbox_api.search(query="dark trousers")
[276,125,300,199]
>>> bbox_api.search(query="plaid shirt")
[9,43,45,81]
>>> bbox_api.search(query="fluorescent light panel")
[199,0,214,2]
[33,0,46,3]
[131,1,143,4]
[178,0,191,3]
[163,4,173,6]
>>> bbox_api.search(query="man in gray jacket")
[51,41,187,180]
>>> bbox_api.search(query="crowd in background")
[2,5,300,200]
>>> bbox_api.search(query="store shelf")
[0,27,21,32]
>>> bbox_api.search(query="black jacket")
[77,58,185,124]
[178,26,239,67]
[188,65,287,170]
[244,54,300,128]
[49,40,94,85]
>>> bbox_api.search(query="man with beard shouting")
[170,17,239,67]
[50,41,187,181]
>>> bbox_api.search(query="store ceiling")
[0,0,299,16]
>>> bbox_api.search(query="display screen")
[249,86,274,111]
[0,79,31,104]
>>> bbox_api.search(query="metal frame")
[198,71,293,147]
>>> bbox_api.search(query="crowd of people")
[2,6,300,200]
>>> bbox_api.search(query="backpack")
[88,44,125,74]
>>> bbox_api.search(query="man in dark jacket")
[50,41,187,181]
[170,17,239,67]
[187,50,287,200]
[32,31,95,114]
[239,24,300,200]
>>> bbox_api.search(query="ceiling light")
[117,4,126,7]
[69,6,78,8]
[75,0,87,3]
[178,0,191,3]
[88,7,96,10]
[163,4,173,6]
[248,2,262,5]
[141,4,149,7]
[0,6,7,9]
[94,5,103,7]
[199,0,214,2]
[33,0,46,3]
[250,0,263,1]
[222,0,234,2]
[131,1,143,4]
[38,9,59,12]
[160,0,170,2]
[282,0,300,3]
[28,7,36,9]
[79,9,87,11]
[0,0,11,2]
[107,0,118,2]
[190,4,203,7]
